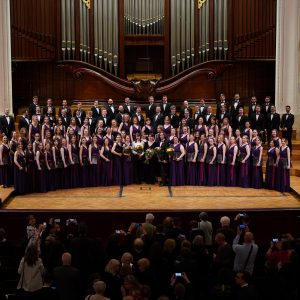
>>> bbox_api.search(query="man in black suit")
[250,105,265,139]
[43,98,56,116]
[230,93,243,121]
[72,102,86,121]
[193,105,201,125]
[183,110,194,130]
[160,95,172,117]
[204,106,214,126]
[91,100,101,119]
[45,106,56,127]
[115,105,125,125]
[106,98,118,118]
[199,98,208,117]
[266,105,280,143]
[235,271,258,300]
[74,110,83,127]
[98,108,111,127]
[179,100,192,120]
[58,99,72,118]
[86,111,97,134]
[217,104,231,125]
[169,105,180,129]
[18,110,30,132]
[132,106,145,127]
[60,109,71,128]
[53,253,81,300]
[247,96,258,119]
[234,107,248,131]
[261,96,272,116]
[0,108,15,138]
[146,96,156,120]
[281,105,294,152]
[29,95,39,119]
[35,106,44,124]
[123,97,135,116]
[216,93,229,116]
[152,106,163,132]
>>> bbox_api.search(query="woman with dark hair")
[265,140,279,190]
[100,137,113,186]
[67,117,79,138]
[132,134,144,184]
[69,135,81,188]
[0,135,12,188]
[14,142,26,194]
[206,138,217,186]
[197,133,207,186]
[111,134,124,185]
[25,142,35,193]
[52,138,63,189]
[89,135,101,187]
[45,142,56,191]
[216,135,226,186]
[226,136,238,187]
[35,143,47,193]
[195,117,208,137]
[130,116,141,142]
[186,134,198,185]
[123,135,134,185]
[17,244,44,293]
[80,137,90,187]
[60,137,71,189]
[142,118,154,138]
[144,134,158,184]
[275,138,291,192]
[251,137,263,189]
[208,116,219,140]
[238,136,251,188]
[163,116,172,138]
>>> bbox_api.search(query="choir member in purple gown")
[143,134,158,184]
[242,121,252,141]
[142,118,154,139]
[61,138,71,189]
[80,117,91,137]
[95,127,104,147]
[111,134,124,185]
[0,136,12,187]
[168,128,177,144]
[35,143,47,192]
[67,118,79,138]
[118,114,130,135]
[132,134,144,184]
[169,136,186,186]
[250,129,259,150]
[197,134,208,186]
[104,127,114,147]
[54,117,66,137]
[111,119,119,139]
[32,133,42,155]
[186,134,198,185]
[25,142,35,193]
[69,135,81,188]
[206,138,217,186]
[100,138,113,186]
[220,118,232,141]
[89,135,101,187]
[28,116,40,142]
[123,135,134,185]
[265,140,279,190]
[163,116,172,138]
[158,132,170,186]
[130,116,141,142]
[195,117,208,137]
[208,117,219,139]
[80,128,92,147]
[235,129,242,149]
[226,136,238,186]
[41,116,52,141]
[275,138,291,193]
[53,138,63,189]
[251,137,263,189]
[13,142,26,194]
[271,129,282,148]
[238,136,251,188]
[80,137,90,187]
[216,135,227,186]
[45,142,56,191]
[179,126,189,147]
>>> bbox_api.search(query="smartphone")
[54,218,61,223]
[115,230,121,234]
[68,219,76,223]
[239,213,245,218]
[175,273,182,277]
[43,222,47,227]
[239,224,246,230]
[272,238,279,243]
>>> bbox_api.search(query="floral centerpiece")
[144,148,155,164]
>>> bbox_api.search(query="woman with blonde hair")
[103,259,122,300]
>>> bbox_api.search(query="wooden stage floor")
[2,183,300,211]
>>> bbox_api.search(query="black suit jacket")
[35,114,44,124]
[152,113,163,130]
[145,104,156,120]
[230,101,243,118]
[199,105,208,116]
[169,113,180,129]
[73,109,86,121]
[106,105,118,117]
[158,140,170,161]
[235,114,248,131]
[179,107,193,120]
[185,117,195,130]
[88,118,97,134]
[217,112,231,125]
[61,116,71,128]
[75,116,83,127]
[247,104,258,118]
[98,115,112,127]
[115,113,124,125]
[43,105,56,115]
[204,114,214,125]
[53,265,81,300]
[58,106,72,117]
[123,104,135,116]
[160,103,172,117]
[216,101,229,116]
[266,113,280,131]
[29,103,38,118]
[261,102,273,115]
[250,113,266,132]
[91,106,101,119]
[132,113,145,127]
[281,113,294,130]
[0,115,15,137]
[18,116,30,131]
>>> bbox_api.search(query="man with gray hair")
[216,216,236,245]
[143,213,156,237]
[232,232,258,275]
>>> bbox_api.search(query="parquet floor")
[3,182,300,210]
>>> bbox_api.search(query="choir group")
[0,94,293,194]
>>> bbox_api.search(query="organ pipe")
[61,0,66,60]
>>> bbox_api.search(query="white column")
[0,0,13,114]
[275,0,300,137]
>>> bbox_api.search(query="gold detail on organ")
[198,0,206,9]
[82,0,90,9]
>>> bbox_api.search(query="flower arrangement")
[133,144,144,154]
[144,148,155,164]
[166,147,174,158]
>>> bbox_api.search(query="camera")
[115,230,121,234]
[54,218,61,223]
[175,272,182,277]
[239,224,246,230]
[68,218,76,223]
[239,213,245,218]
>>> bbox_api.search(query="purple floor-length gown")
[197,142,206,186]
[275,147,290,193]
[170,144,185,186]
[216,143,226,186]
[14,152,26,194]
[251,146,263,189]
[186,142,197,185]
[265,147,277,190]
[226,145,237,187]
[101,147,113,186]
[113,143,123,185]
[238,144,250,188]
[206,146,216,186]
